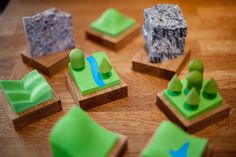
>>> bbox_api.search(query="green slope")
[0,70,53,113]
[49,106,118,157]
[90,8,135,37]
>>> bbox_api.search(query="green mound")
[49,106,118,157]
[0,70,53,113]
[90,8,135,37]
[141,121,207,157]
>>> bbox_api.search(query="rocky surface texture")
[23,8,75,58]
[143,4,187,63]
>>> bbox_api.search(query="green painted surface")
[90,8,136,37]
[164,79,223,119]
[49,106,118,157]
[141,121,208,157]
[0,70,53,113]
[69,51,120,95]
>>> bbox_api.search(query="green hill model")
[141,121,208,157]
[90,8,136,37]
[163,59,223,119]
[0,70,53,113]
[49,106,118,157]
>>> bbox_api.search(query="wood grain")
[65,72,128,110]
[132,47,191,80]
[109,134,128,157]
[86,23,141,50]
[0,0,236,157]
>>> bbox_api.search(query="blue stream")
[86,56,105,87]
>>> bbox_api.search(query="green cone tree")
[69,48,85,70]
[168,75,183,93]
[185,87,200,107]
[99,58,112,78]
[203,78,218,96]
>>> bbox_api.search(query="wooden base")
[109,134,127,157]
[65,72,128,110]
[21,50,70,76]
[156,92,230,133]
[86,23,141,50]
[132,47,191,80]
[0,90,62,130]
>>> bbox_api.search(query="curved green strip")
[90,8,135,37]
[49,106,118,157]
[0,70,53,113]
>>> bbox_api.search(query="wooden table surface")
[0,0,236,156]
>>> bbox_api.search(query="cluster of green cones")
[0,70,53,113]
[164,59,223,119]
[90,8,136,37]
[49,106,208,157]
[69,48,120,95]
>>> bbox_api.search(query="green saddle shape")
[141,121,207,157]
[0,70,53,113]
[90,8,135,37]
[49,106,118,157]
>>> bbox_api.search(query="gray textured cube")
[143,4,187,63]
[23,8,75,58]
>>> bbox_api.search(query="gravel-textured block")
[23,8,75,58]
[143,4,187,63]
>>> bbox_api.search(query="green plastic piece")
[0,70,53,113]
[203,78,218,95]
[69,48,85,70]
[188,59,204,73]
[185,87,200,108]
[141,121,208,157]
[90,8,136,37]
[49,106,118,157]
[99,57,112,74]
[164,79,222,119]
[186,71,203,92]
[168,75,183,93]
[69,51,120,95]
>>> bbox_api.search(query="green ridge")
[49,106,118,157]
[0,70,53,113]
[90,8,136,37]
[141,121,207,157]
[69,51,120,95]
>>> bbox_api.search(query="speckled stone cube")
[23,8,75,58]
[143,4,187,63]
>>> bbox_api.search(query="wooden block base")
[86,23,141,50]
[132,47,191,80]
[109,134,127,157]
[65,72,128,110]
[156,92,230,133]
[21,50,70,76]
[0,91,62,130]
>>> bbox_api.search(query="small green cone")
[99,57,112,74]
[168,75,183,93]
[185,87,200,107]
[203,78,218,95]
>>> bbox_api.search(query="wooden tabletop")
[0,0,236,156]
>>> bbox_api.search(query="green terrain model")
[0,70,53,113]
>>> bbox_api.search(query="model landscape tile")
[163,59,223,119]
[49,106,118,157]
[23,8,75,58]
[143,4,187,63]
[90,8,136,37]
[141,121,208,157]
[0,70,53,113]
[69,49,120,95]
